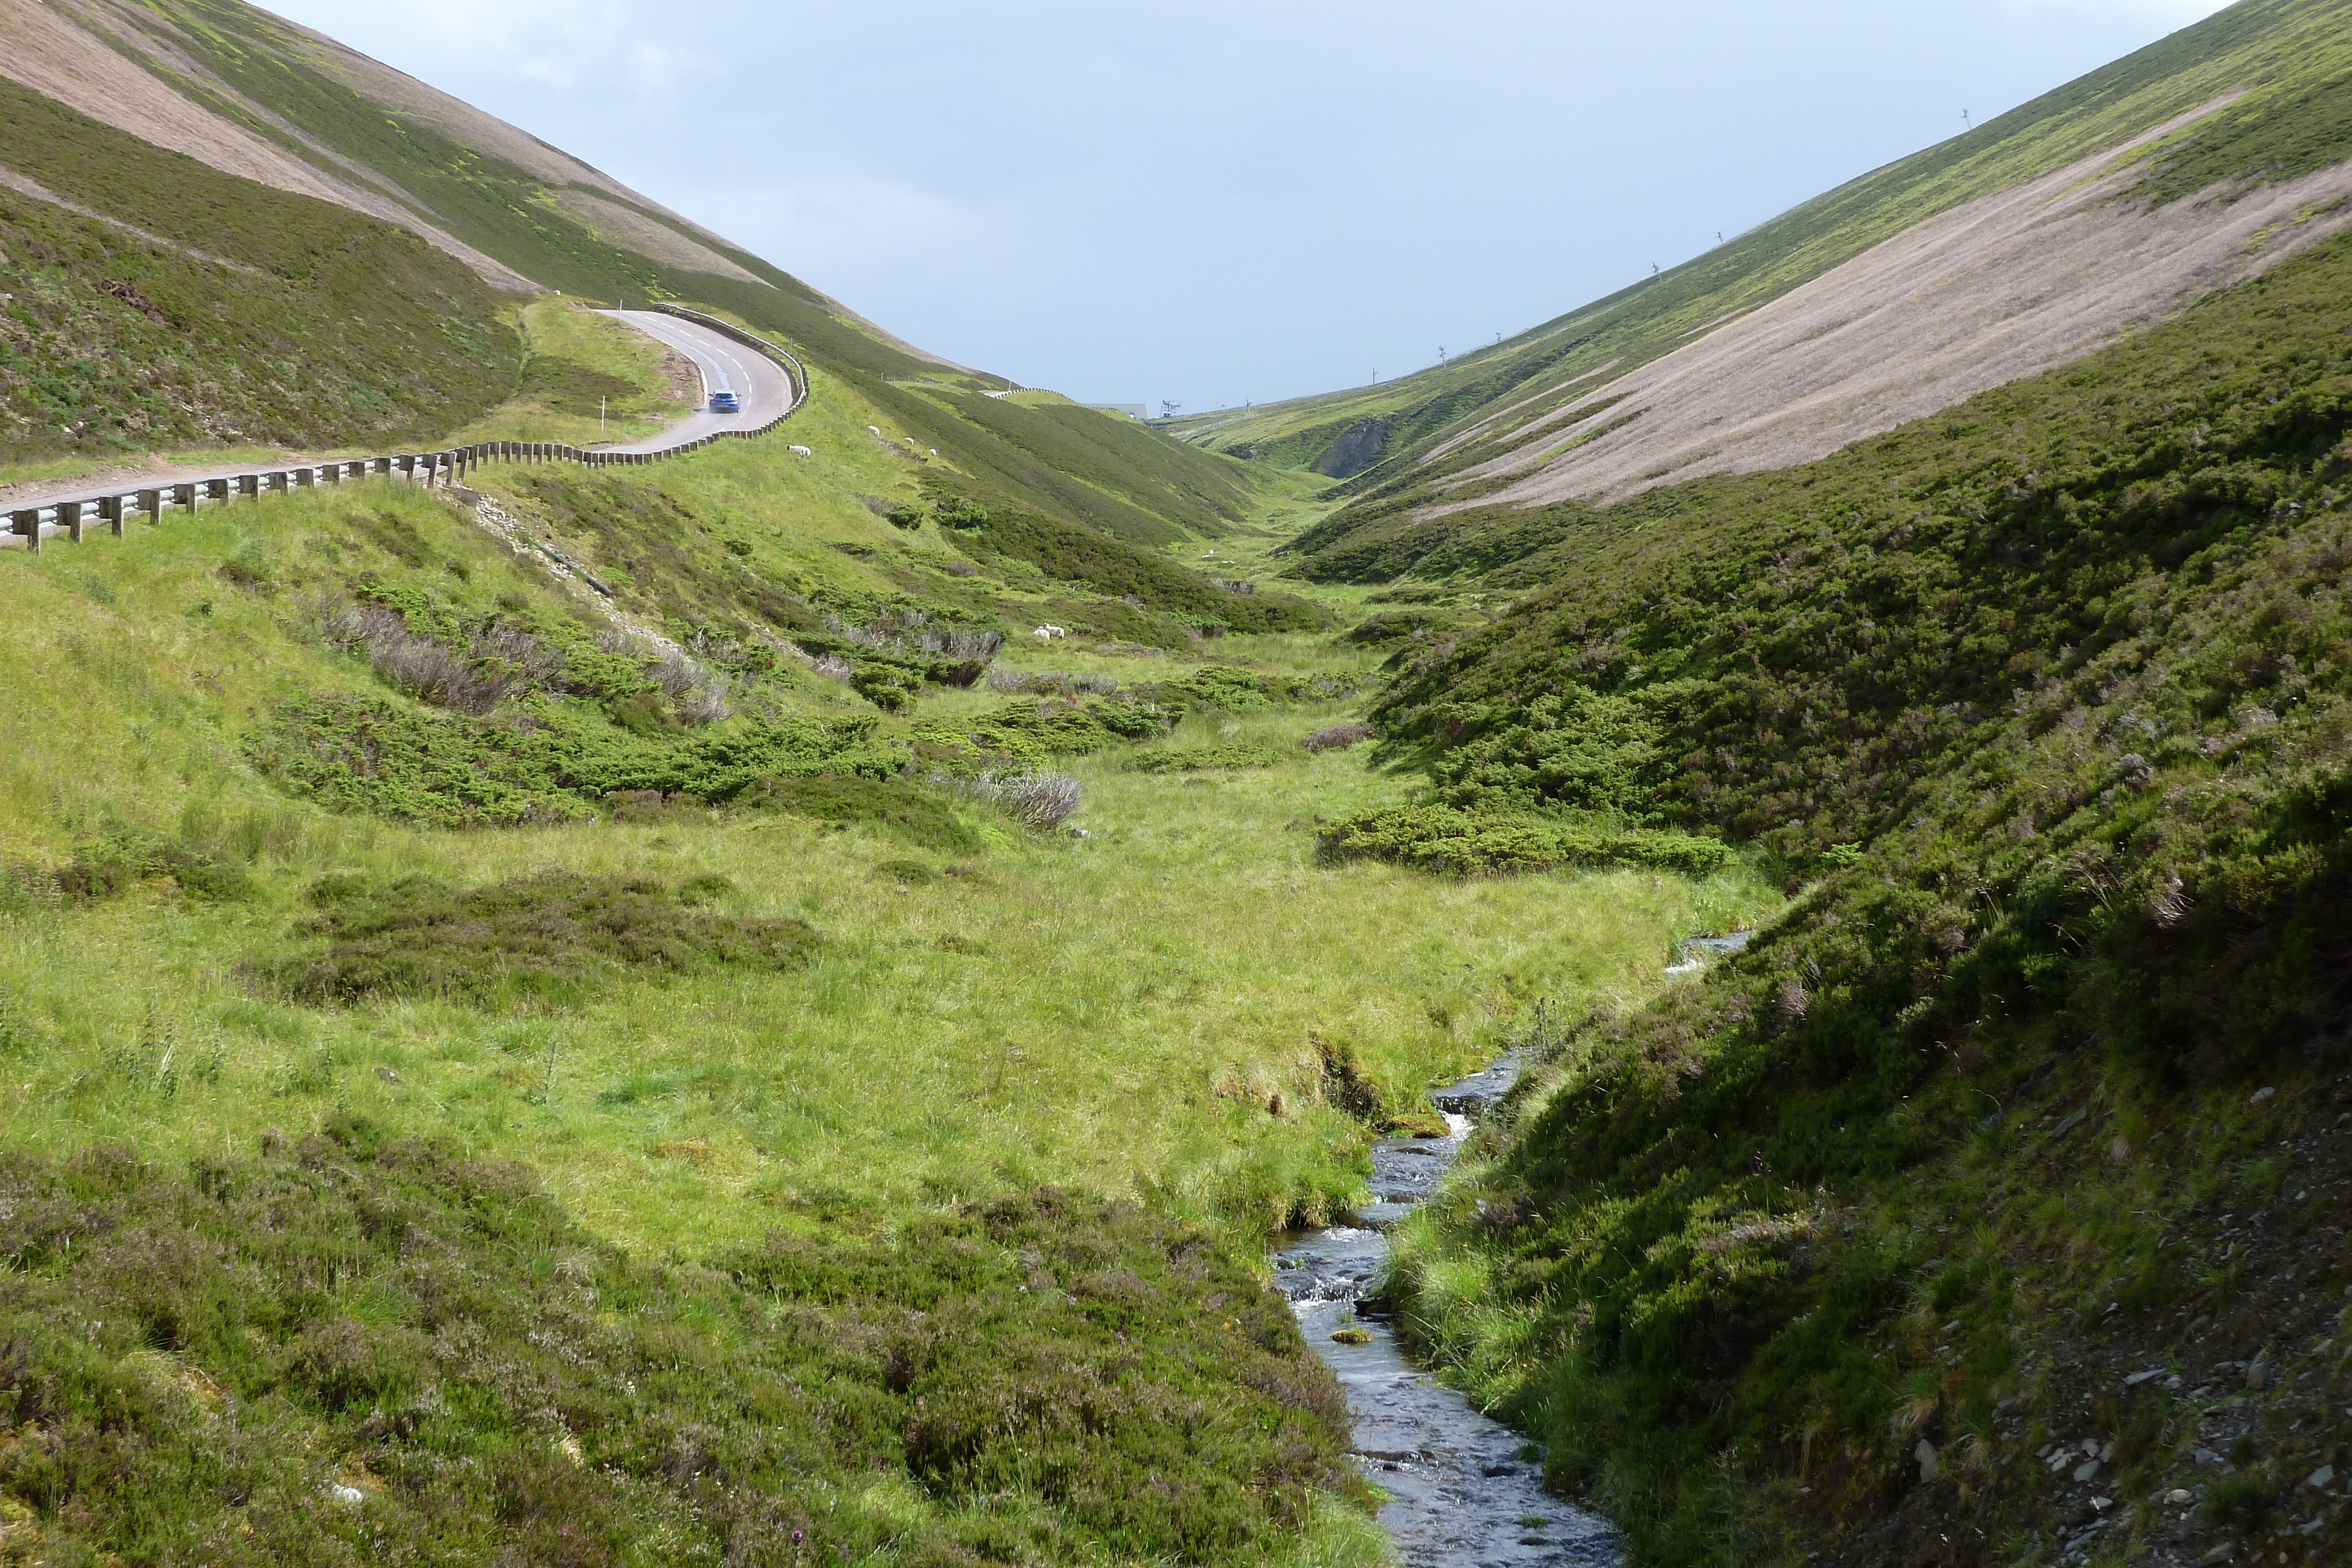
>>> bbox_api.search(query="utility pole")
[600,396,606,436]
[1962,109,1972,131]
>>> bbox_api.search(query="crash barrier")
[5,305,808,553]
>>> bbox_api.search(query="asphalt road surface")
[600,309,792,451]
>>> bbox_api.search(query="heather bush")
[1316,805,1732,877]
[0,1137,1355,1564]
[253,871,818,1005]
[1301,721,1374,753]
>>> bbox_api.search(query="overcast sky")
[269,1,2234,413]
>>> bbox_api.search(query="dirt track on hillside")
[1431,99,2352,512]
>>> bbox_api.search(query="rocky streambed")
[1274,1055,1618,1567]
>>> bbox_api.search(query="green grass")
[0,412,1778,1562]
[447,298,693,448]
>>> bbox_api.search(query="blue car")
[709,390,741,413]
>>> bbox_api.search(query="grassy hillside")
[0,322,1779,1558]
[1177,0,2352,525]
[1363,213,2352,1564]
[0,77,517,470]
[0,0,1268,554]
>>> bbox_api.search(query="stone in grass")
[1331,1327,1374,1345]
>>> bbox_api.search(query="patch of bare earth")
[1430,99,2352,513]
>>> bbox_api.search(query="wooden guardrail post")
[99,494,125,533]
[136,489,162,524]
[9,509,38,552]
[173,483,198,514]
[58,501,83,542]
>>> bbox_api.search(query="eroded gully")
[1273,1054,1619,1567]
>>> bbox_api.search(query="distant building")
[1087,404,1148,420]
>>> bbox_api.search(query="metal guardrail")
[4,306,810,553]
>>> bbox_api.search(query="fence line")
[4,303,809,553]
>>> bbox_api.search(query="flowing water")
[1273,1054,1619,1567]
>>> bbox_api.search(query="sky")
[268,1,2237,414]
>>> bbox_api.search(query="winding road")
[4,308,802,549]
[600,309,793,451]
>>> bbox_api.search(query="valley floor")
[0,418,1773,1565]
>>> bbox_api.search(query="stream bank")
[1274,1055,1619,1567]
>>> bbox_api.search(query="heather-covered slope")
[1370,209,2352,1567]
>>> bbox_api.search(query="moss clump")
[254,871,817,1006]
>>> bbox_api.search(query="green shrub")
[749,775,981,854]
[246,697,899,827]
[1343,610,1459,646]
[851,663,923,711]
[1317,805,1733,877]
[913,699,1176,769]
[0,1137,1355,1564]
[55,835,253,903]
[956,507,1329,633]
[1127,744,1287,773]
[1143,667,1362,712]
[253,871,818,1005]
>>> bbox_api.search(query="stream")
[1273,1053,1619,1567]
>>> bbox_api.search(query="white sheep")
[1031,624,1067,640]
[788,444,812,457]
